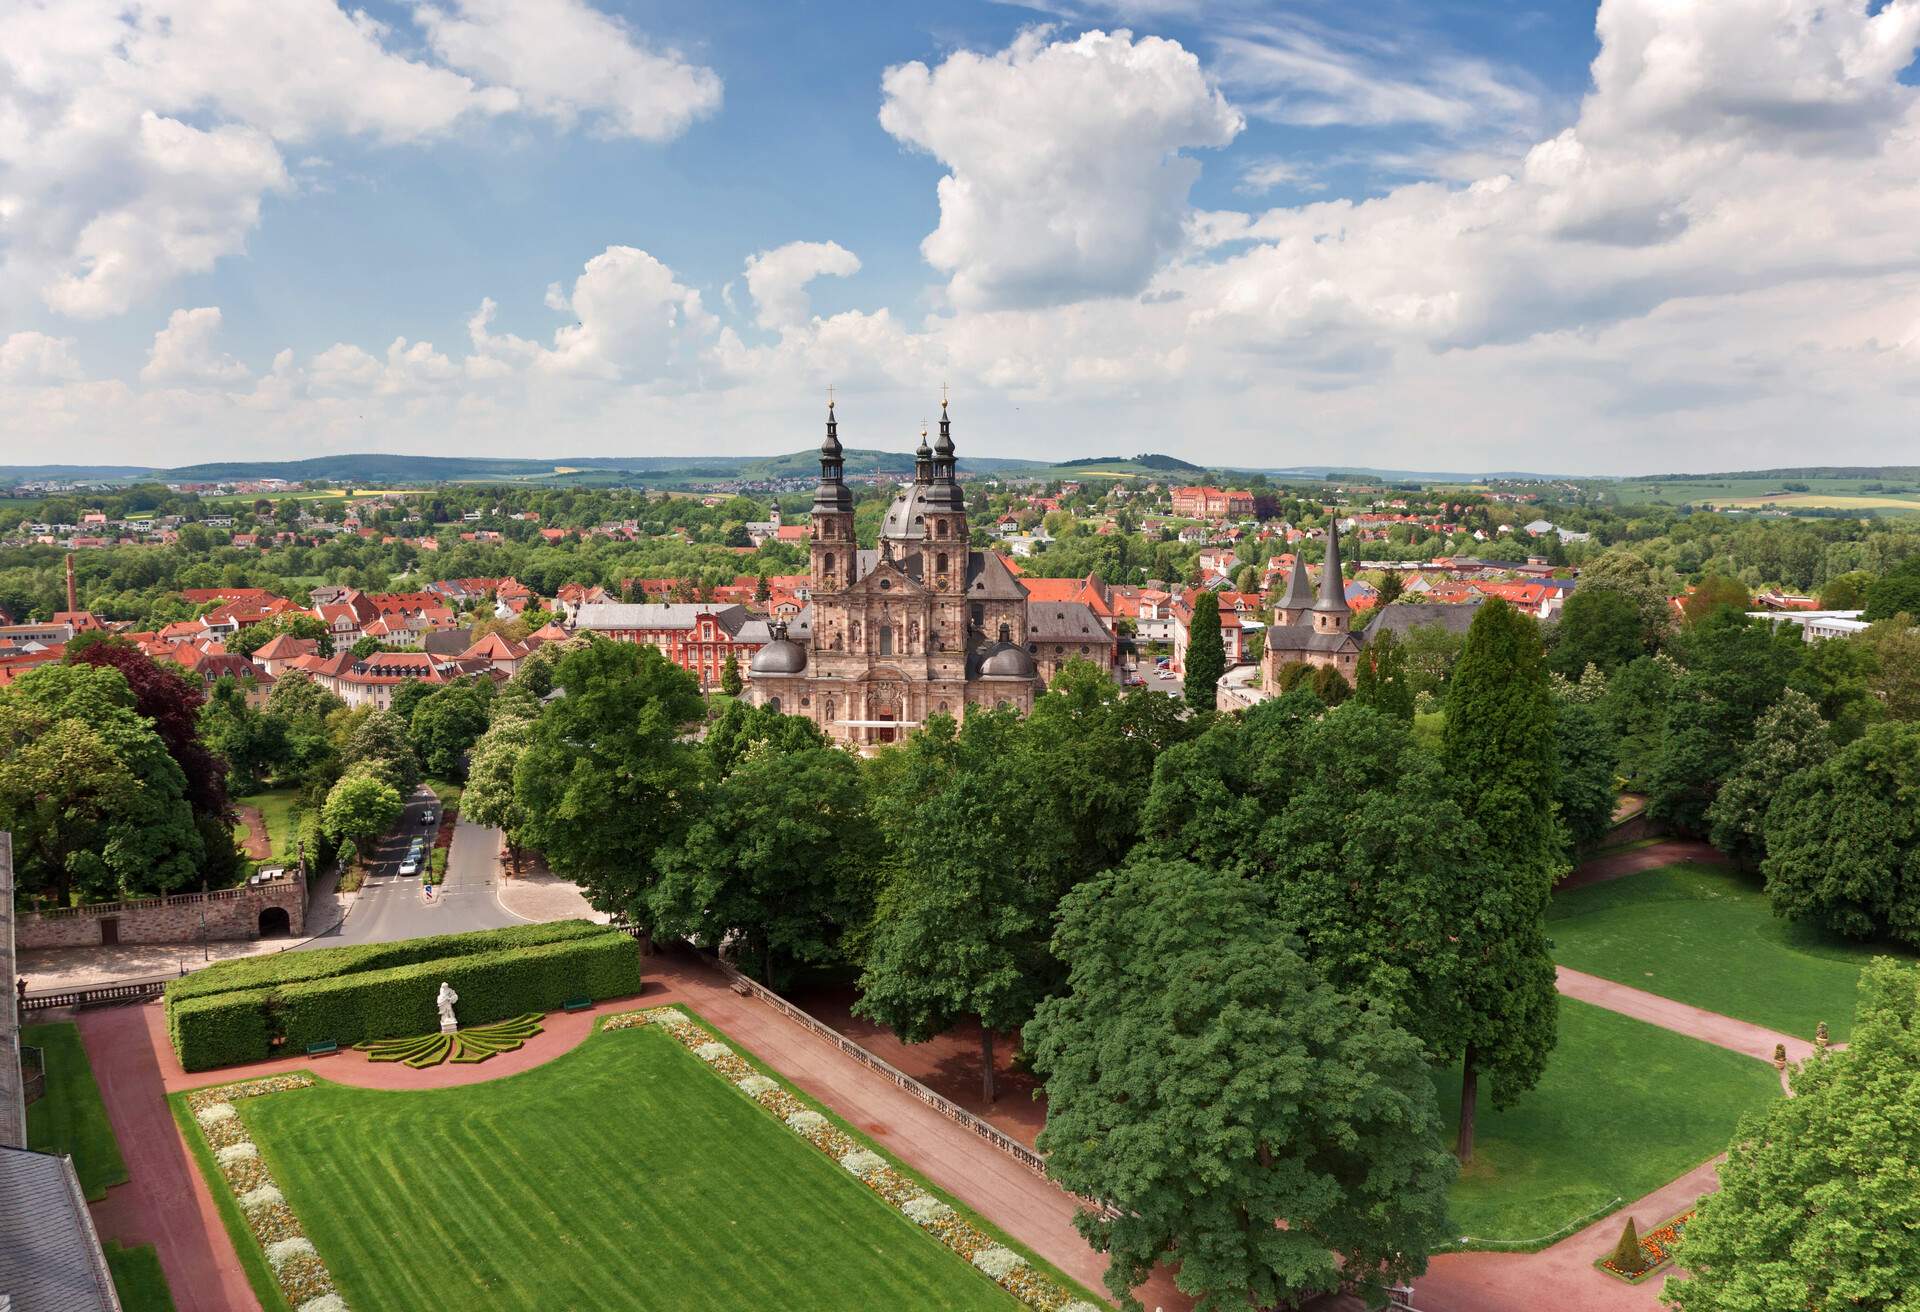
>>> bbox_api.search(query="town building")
[568,603,773,690]
[1171,485,1255,518]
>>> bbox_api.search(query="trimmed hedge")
[166,924,639,1072]
[277,936,639,1051]
[167,919,611,1002]
[170,989,276,1071]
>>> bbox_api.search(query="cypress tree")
[1184,591,1226,714]
[1440,599,1564,1163]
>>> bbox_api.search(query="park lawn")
[1433,999,1780,1246]
[105,1242,177,1312]
[234,1027,1026,1312]
[21,1021,128,1200]
[423,777,464,810]
[1549,862,1909,1042]
[233,787,301,861]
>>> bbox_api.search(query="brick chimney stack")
[65,553,77,614]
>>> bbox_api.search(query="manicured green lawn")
[236,1026,1024,1311]
[1549,862,1911,1042]
[22,1021,128,1200]
[233,787,301,861]
[1433,999,1781,1246]
[105,1242,177,1312]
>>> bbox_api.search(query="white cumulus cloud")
[416,0,723,141]
[743,241,862,331]
[0,332,85,383]
[879,28,1242,310]
[140,307,249,385]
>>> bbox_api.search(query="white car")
[398,857,420,876]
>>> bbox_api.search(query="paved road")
[297,790,518,949]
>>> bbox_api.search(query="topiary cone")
[1610,1216,1644,1273]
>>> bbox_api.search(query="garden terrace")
[178,1009,1108,1311]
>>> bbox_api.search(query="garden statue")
[437,981,460,1033]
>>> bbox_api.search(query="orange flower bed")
[1599,1209,1692,1280]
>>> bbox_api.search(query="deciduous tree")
[1027,859,1455,1312]
[1665,958,1920,1312]
[652,745,878,986]
[1706,689,1831,870]
[513,638,706,925]
[1762,721,1920,945]
[320,772,403,847]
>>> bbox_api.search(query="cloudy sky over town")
[4,0,1920,473]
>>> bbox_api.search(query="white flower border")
[183,1075,346,1311]
[601,1005,1102,1311]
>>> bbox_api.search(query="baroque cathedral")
[749,399,1047,746]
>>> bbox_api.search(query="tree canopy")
[1027,858,1455,1312]
[1666,958,1920,1312]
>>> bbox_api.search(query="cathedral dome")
[879,483,933,539]
[751,623,808,675]
[978,622,1037,679]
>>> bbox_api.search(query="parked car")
[399,857,420,876]
[422,809,436,826]
[1125,673,1147,686]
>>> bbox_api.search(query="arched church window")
[936,553,948,573]
[936,520,948,538]
[879,626,894,656]
[823,552,834,575]
[767,697,782,713]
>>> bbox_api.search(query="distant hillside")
[0,449,1031,489]
[1054,452,1204,473]
[1635,466,1920,481]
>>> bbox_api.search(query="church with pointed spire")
[747,396,1045,746]
[1259,514,1363,693]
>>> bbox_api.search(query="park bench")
[562,997,592,1013]
[305,1040,339,1057]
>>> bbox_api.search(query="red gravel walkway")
[1558,966,1813,1067]
[1557,838,1726,892]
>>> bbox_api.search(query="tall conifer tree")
[1440,598,1563,1161]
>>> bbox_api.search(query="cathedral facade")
[748,400,1045,746]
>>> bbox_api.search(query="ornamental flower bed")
[1599,1209,1693,1281]
[602,1006,1102,1312]
[185,1075,346,1311]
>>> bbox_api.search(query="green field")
[1433,999,1780,1245]
[230,1024,1039,1311]
[1600,473,1920,515]
[1550,862,1908,1042]
[233,787,301,862]
[105,1242,177,1312]
[22,1021,129,1200]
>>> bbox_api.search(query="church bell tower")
[811,396,855,594]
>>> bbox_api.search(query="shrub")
[1610,1216,1645,1274]
[170,988,276,1072]
[167,919,611,1002]
[275,935,639,1050]
[165,927,639,1069]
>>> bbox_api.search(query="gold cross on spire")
[826,383,835,409]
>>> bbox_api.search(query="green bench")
[306,1040,338,1056]
[562,997,593,1013]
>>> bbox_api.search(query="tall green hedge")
[169,988,276,1071]
[166,925,640,1071]
[277,935,639,1051]
[167,919,611,1002]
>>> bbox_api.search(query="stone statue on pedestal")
[436,981,459,1033]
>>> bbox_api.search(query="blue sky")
[5,1,1920,473]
